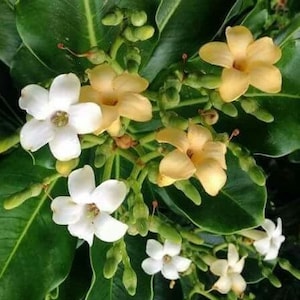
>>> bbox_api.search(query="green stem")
[137,132,156,145]
[117,148,138,164]
[102,154,115,181]
[137,167,148,186]
[109,36,125,60]
[115,154,120,179]
[139,151,161,164]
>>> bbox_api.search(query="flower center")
[163,254,172,264]
[51,111,69,127]
[187,149,193,158]
[87,203,100,218]
[233,58,247,72]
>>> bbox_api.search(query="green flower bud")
[200,108,219,125]
[4,183,43,210]
[133,201,149,220]
[130,10,147,27]
[87,48,107,65]
[103,257,119,278]
[278,258,300,280]
[56,158,79,177]
[133,25,155,41]
[125,47,141,73]
[198,74,221,89]
[122,266,137,296]
[0,132,19,154]
[239,156,254,172]
[102,8,123,26]
[229,143,244,157]
[94,151,107,168]
[184,72,203,89]
[147,162,160,185]
[210,91,224,110]
[158,223,182,244]
[135,218,148,236]
[180,230,204,245]
[161,87,180,109]
[248,165,266,186]
[222,103,238,117]
[194,256,208,271]
[174,180,201,205]
[148,215,161,233]
[123,26,139,42]
[161,112,188,130]
[240,98,258,113]
[262,267,282,288]
[164,76,182,91]
[251,108,274,123]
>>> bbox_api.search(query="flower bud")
[161,112,188,130]
[194,256,208,271]
[130,10,147,27]
[102,8,123,26]
[221,103,238,117]
[250,108,274,123]
[132,201,149,220]
[133,25,155,41]
[164,76,182,91]
[200,109,219,125]
[184,72,203,89]
[240,98,258,113]
[174,180,201,205]
[135,218,148,236]
[125,47,141,73]
[161,87,180,109]
[0,132,19,154]
[123,26,139,42]
[248,165,266,186]
[158,223,182,244]
[56,158,79,177]
[94,151,107,168]
[122,265,137,296]
[148,215,161,232]
[87,48,107,65]
[103,257,119,278]
[262,267,282,288]
[239,156,254,172]
[4,183,43,210]
[197,74,221,89]
[278,258,300,280]
[210,91,224,110]
[180,230,204,245]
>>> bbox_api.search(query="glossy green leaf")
[154,151,266,234]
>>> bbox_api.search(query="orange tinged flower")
[80,64,152,136]
[156,125,227,196]
[199,26,282,102]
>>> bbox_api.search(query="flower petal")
[159,150,196,181]
[87,64,116,93]
[249,63,282,93]
[51,196,84,225]
[261,218,276,235]
[49,126,81,161]
[20,119,54,152]
[230,273,247,295]
[253,237,271,255]
[199,42,234,68]
[68,165,95,204]
[213,275,231,294]
[227,243,239,266]
[273,218,284,238]
[106,118,122,137]
[156,174,177,187]
[163,240,181,257]
[146,239,164,259]
[118,92,152,122]
[263,245,280,261]
[68,102,102,134]
[113,73,148,93]
[156,128,189,153]
[79,85,100,104]
[141,258,163,275]
[91,179,127,214]
[247,37,281,64]
[210,259,228,276]
[172,255,192,272]
[49,73,81,111]
[219,68,249,102]
[161,263,180,280]
[231,257,245,274]
[226,26,253,59]
[93,212,128,242]
[188,124,212,152]
[19,85,50,119]
[195,158,227,196]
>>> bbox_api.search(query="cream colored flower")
[210,244,246,295]
[156,124,227,196]
[80,64,152,136]
[199,25,282,102]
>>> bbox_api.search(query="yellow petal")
[113,72,149,93]
[159,150,196,181]
[187,124,212,152]
[195,159,227,196]
[226,26,253,59]
[156,128,189,153]
[79,85,100,104]
[94,105,119,134]
[87,64,116,93]
[157,174,176,187]
[219,68,249,102]
[107,118,122,137]
[199,42,234,68]
[118,92,152,121]
[247,37,281,64]
[249,63,282,93]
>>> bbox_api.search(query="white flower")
[253,218,285,261]
[51,165,128,246]
[141,239,191,280]
[19,73,102,161]
[210,243,246,295]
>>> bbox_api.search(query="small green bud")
[133,25,155,41]
[147,161,160,185]
[94,152,107,168]
[125,47,141,73]
[200,108,219,125]
[210,91,224,110]
[174,180,201,205]
[103,257,119,278]
[87,48,107,65]
[262,267,282,288]
[130,10,147,27]
[0,132,19,154]
[251,108,274,123]
[102,8,123,26]
[180,230,204,245]
[229,143,244,157]
[240,98,258,113]
[194,256,208,271]
[197,74,221,89]
[148,215,161,233]
[122,266,137,296]
[161,112,188,130]
[56,158,79,177]
[184,72,203,89]
[278,258,300,280]
[158,223,182,244]
[4,183,43,210]
[239,156,254,172]
[222,103,238,117]
[164,76,182,91]
[133,201,149,220]
[248,165,266,186]
[161,87,180,109]
[135,218,148,236]
[123,26,139,42]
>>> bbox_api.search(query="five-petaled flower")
[156,124,227,196]
[141,239,191,280]
[210,243,246,295]
[51,165,128,246]
[19,73,102,161]
[199,25,282,102]
[80,63,152,136]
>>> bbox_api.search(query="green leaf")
[0,149,77,299]
[0,0,21,66]
[275,14,300,46]
[154,151,266,234]
[86,236,152,300]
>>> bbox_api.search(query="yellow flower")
[80,64,152,136]
[156,124,227,196]
[199,26,282,102]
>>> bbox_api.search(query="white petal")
[163,240,181,257]
[228,244,239,266]
[93,212,128,242]
[141,258,163,275]
[20,118,54,152]
[273,217,283,238]
[230,273,247,295]
[172,255,192,272]
[146,239,164,260]
[19,85,50,119]
[261,219,276,236]
[263,246,279,261]
[68,212,95,246]
[51,196,84,225]
[161,263,179,280]
[49,73,81,111]
[210,259,228,276]
[253,237,271,255]
[91,180,127,214]
[213,275,231,294]
[68,165,95,204]
[49,126,81,161]
[231,257,245,274]
[68,103,102,134]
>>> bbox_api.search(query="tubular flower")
[51,165,128,246]
[19,73,102,161]
[199,25,282,102]
[141,239,191,280]
[210,244,246,295]
[79,63,152,136]
[156,124,227,196]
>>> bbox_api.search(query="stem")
[102,154,115,181]
[115,154,120,179]
[138,132,156,145]
[117,148,138,164]
[139,151,161,164]
[137,167,148,186]
[109,36,125,60]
